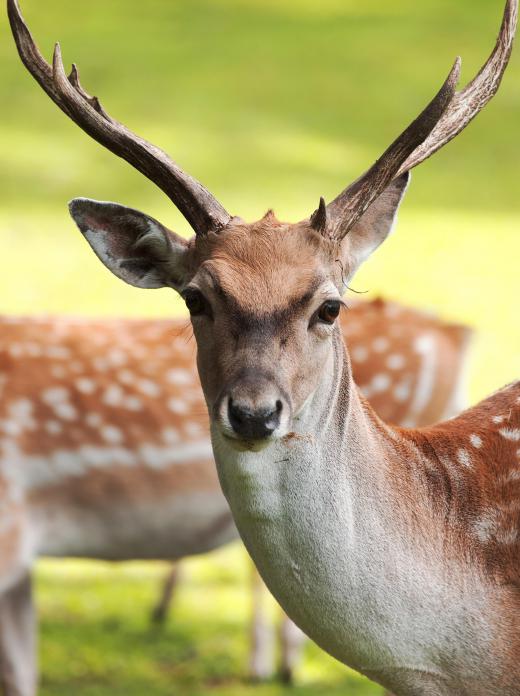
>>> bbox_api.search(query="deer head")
[9,0,517,449]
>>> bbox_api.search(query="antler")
[7,0,231,237]
[323,0,518,241]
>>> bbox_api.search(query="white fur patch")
[372,337,389,353]
[168,398,189,414]
[499,428,520,442]
[166,369,193,385]
[351,346,368,363]
[469,434,482,448]
[456,448,472,468]
[75,378,97,394]
[386,353,405,370]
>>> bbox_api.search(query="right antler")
[7,0,232,237]
[319,0,518,241]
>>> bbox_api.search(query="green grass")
[0,0,519,692]
[37,547,383,696]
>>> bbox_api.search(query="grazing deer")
[8,0,518,694]
[0,301,472,692]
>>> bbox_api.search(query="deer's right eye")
[184,289,207,317]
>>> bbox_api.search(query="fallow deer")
[149,298,472,681]
[8,0,519,694]
[0,301,472,691]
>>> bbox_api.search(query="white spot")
[45,346,70,360]
[371,373,391,393]
[45,420,63,436]
[492,415,505,424]
[8,343,23,358]
[125,396,143,411]
[93,357,110,372]
[496,527,518,545]
[0,420,22,436]
[54,403,78,421]
[168,398,189,414]
[372,337,389,353]
[41,387,70,406]
[24,342,43,357]
[384,304,401,317]
[166,368,193,386]
[386,353,405,370]
[162,427,180,444]
[85,413,103,428]
[499,428,520,442]
[456,448,472,468]
[102,385,125,407]
[118,370,135,385]
[75,378,96,394]
[351,346,368,363]
[469,434,482,448]
[393,379,411,403]
[474,509,498,543]
[107,348,127,367]
[136,379,161,397]
[101,425,123,444]
[5,399,36,433]
[408,334,437,419]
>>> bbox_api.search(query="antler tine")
[396,0,518,176]
[325,59,461,241]
[7,0,231,236]
[323,0,517,241]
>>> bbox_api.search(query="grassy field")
[1,0,519,693]
[37,548,383,695]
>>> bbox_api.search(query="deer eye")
[184,289,207,317]
[317,300,341,325]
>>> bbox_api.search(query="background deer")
[0,299,472,692]
[7,0,518,694]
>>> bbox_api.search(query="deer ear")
[69,199,191,290]
[340,172,410,281]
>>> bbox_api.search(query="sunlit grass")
[37,548,383,696]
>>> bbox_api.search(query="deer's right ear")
[69,199,191,291]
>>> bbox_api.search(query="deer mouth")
[221,433,274,453]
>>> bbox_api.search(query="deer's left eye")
[184,289,208,316]
[317,300,341,325]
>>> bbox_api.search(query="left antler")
[7,0,232,237]
[319,0,518,241]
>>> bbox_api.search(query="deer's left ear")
[69,199,191,291]
[340,172,410,281]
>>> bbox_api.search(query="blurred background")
[1,0,519,693]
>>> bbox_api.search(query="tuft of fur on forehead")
[194,215,336,313]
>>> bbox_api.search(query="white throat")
[209,332,495,693]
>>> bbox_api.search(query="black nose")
[228,398,282,440]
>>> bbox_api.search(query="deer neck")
[210,329,494,690]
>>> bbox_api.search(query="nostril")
[227,397,282,440]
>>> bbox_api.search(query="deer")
[0,302,472,692]
[149,297,473,681]
[7,0,519,694]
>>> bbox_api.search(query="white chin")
[222,434,274,453]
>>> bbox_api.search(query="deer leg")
[150,563,181,625]
[278,612,306,684]
[0,574,36,696]
[249,565,275,681]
